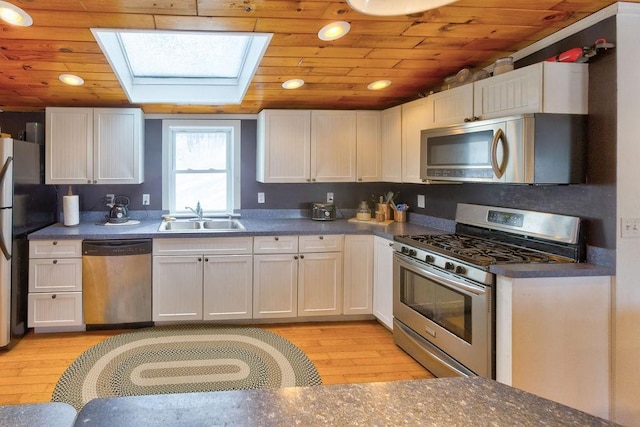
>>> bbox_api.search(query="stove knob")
[408,249,417,257]
[424,255,435,263]
[455,265,467,275]
[444,262,455,270]
[401,246,409,254]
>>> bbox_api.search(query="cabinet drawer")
[29,258,82,292]
[29,240,82,258]
[253,236,299,254]
[28,292,83,327]
[299,234,344,253]
[153,237,253,256]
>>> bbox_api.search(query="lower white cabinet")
[152,238,253,322]
[28,240,83,328]
[298,235,343,317]
[253,253,298,318]
[373,236,394,329]
[343,235,373,315]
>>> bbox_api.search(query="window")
[162,120,241,215]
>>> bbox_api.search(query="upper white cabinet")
[257,109,378,183]
[45,107,144,185]
[426,62,588,128]
[355,111,382,182]
[256,109,311,183]
[401,97,432,183]
[380,105,402,183]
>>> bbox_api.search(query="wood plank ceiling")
[0,0,631,114]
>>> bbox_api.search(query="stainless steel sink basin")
[158,219,245,232]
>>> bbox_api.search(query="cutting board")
[348,217,394,226]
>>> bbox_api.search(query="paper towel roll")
[63,195,79,226]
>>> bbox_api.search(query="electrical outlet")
[258,192,265,204]
[106,194,114,204]
[417,195,425,208]
[621,217,640,238]
[142,194,150,206]
[327,192,334,203]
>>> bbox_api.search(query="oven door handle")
[395,254,488,296]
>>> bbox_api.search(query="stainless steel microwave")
[420,113,587,184]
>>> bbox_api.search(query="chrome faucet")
[185,201,204,220]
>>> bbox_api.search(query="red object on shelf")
[546,47,585,62]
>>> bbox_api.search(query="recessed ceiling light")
[318,21,351,41]
[59,74,85,86]
[367,80,391,90]
[282,79,305,89]
[0,1,33,26]
[346,0,457,16]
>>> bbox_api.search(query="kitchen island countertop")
[72,377,617,426]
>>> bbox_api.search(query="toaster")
[310,203,336,221]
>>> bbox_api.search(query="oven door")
[393,253,493,378]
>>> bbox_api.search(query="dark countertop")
[73,377,617,426]
[28,217,614,278]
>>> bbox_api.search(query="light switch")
[258,192,265,203]
[417,195,425,208]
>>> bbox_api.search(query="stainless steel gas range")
[393,203,584,379]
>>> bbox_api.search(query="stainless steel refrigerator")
[0,137,56,349]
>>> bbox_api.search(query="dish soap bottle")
[356,201,371,221]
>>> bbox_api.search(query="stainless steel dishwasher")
[82,239,152,327]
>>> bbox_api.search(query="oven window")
[400,267,472,343]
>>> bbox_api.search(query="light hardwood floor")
[0,320,434,405]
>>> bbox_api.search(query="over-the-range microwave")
[420,113,587,184]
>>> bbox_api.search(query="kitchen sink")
[158,219,245,232]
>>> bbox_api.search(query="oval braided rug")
[51,325,322,410]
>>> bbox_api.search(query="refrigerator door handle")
[0,156,12,185]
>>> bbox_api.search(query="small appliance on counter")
[106,195,130,224]
[310,202,336,221]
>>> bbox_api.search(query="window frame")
[162,119,241,216]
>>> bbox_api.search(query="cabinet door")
[29,258,82,292]
[27,292,83,327]
[343,235,373,315]
[152,256,203,321]
[401,98,431,183]
[381,105,402,183]
[256,110,311,183]
[253,254,298,318]
[427,84,474,127]
[93,108,144,184]
[298,252,343,316]
[356,111,382,182]
[45,107,93,185]
[311,110,357,182]
[29,240,82,258]
[203,255,253,320]
[373,236,394,329]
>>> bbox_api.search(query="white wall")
[615,4,640,426]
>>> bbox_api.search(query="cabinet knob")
[294,255,298,260]
[318,236,324,240]
[87,180,91,184]
[198,257,202,262]
[311,178,316,182]
[300,254,304,259]
[389,243,394,247]
[51,294,57,299]
[52,241,58,245]
[93,180,97,184]
[274,237,279,241]
[358,178,362,181]
[204,258,209,262]
[52,260,58,264]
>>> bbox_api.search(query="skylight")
[91,29,272,105]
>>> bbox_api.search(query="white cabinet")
[298,235,343,317]
[152,238,253,322]
[381,105,402,183]
[496,275,611,419]
[373,236,394,329]
[257,109,374,183]
[253,236,299,319]
[401,98,431,183]
[311,110,357,182]
[256,109,311,183]
[28,240,83,328]
[426,62,589,128]
[343,235,373,315]
[45,107,144,185]
[253,235,344,319]
[356,111,382,182]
